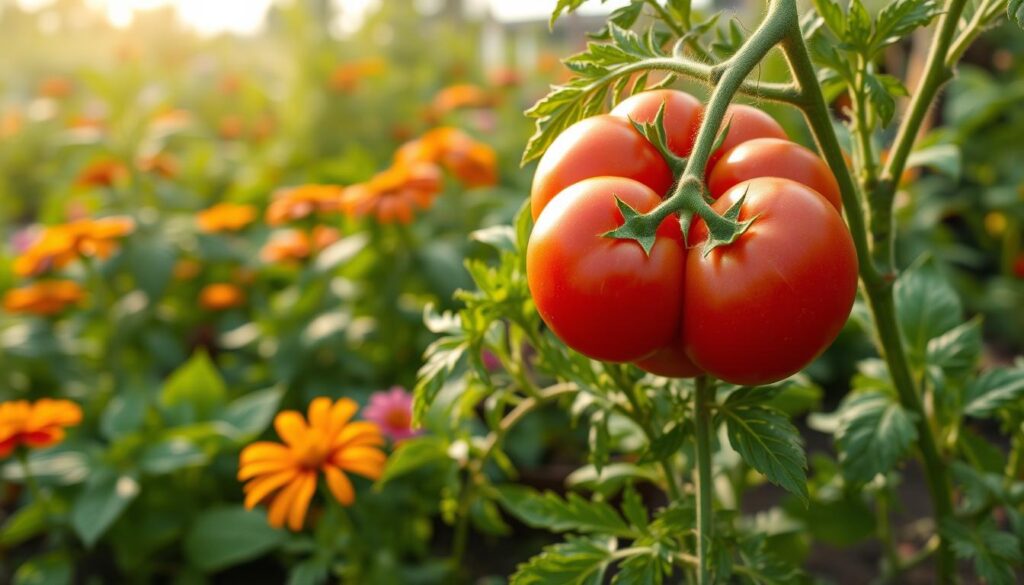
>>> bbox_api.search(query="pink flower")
[363,386,420,443]
[10,226,40,254]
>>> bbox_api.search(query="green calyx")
[627,103,688,177]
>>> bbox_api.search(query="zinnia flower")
[218,116,245,140]
[328,57,386,93]
[430,84,494,117]
[341,162,443,224]
[396,127,497,188]
[260,226,340,265]
[265,185,344,226]
[196,203,257,233]
[138,152,179,179]
[0,399,83,458]
[13,217,134,277]
[3,280,86,316]
[199,283,246,311]
[238,398,387,531]
[76,159,128,189]
[363,387,419,443]
[37,76,73,99]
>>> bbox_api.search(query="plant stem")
[693,375,715,585]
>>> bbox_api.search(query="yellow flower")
[0,399,83,458]
[238,398,386,531]
[3,280,86,316]
[196,203,258,233]
[199,283,246,311]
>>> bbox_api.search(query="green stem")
[16,449,49,525]
[693,375,715,585]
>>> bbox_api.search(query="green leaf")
[128,232,177,300]
[413,333,468,423]
[718,388,808,503]
[812,0,847,37]
[833,391,918,482]
[13,552,72,585]
[906,143,961,179]
[865,73,907,126]
[925,317,982,378]
[943,518,1023,585]
[620,483,648,532]
[160,350,227,424]
[496,485,633,537]
[471,225,517,252]
[1012,0,1024,29]
[71,470,140,547]
[614,551,667,585]
[220,386,283,438]
[287,559,329,585]
[511,536,616,585]
[184,506,286,572]
[871,0,941,54]
[588,410,611,474]
[100,388,149,440]
[139,437,208,475]
[378,436,450,485]
[895,260,962,367]
[845,0,872,49]
[963,368,1024,418]
[550,0,588,27]
[639,422,689,463]
[0,500,49,547]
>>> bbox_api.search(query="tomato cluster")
[527,90,858,385]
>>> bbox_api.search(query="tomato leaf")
[894,259,963,368]
[1012,0,1024,29]
[963,367,1024,419]
[71,470,140,548]
[942,518,1023,585]
[511,535,617,585]
[13,552,72,585]
[925,317,982,380]
[378,436,451,485]
[550,0,590,28]
[871,0,941,55]
[832,391,918,483]
[496,485,634,537]
[717,388,809,504]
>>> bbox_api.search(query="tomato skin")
[707,138,842,211]
[530,115,674,220]
[635,343,702,378]
[527,177,686,362]
[682,178,858,385]
[610,89,703,158]
[706,104,787,171]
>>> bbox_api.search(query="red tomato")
[635,343,702,378]
[707,138,842,211]
[527,177,686,362]
[682,178,858,385]
[610,89,704,158]
[530,115,673,220]
[706,104,787,171]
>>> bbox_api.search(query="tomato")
[707,138,842,211]
[530,115,673,220]
[682,178,858,385]
[610,89,703,158]
[527,177,685,362]
[706,104,787,171]
[635,344,702,378]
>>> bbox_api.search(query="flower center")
[294,430,330,469]
[384,408,410,430]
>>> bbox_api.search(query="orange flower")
[150,108,193,133]
[173,259,202,281]
[197,203,257,233]
[219,73,243,95]
[14,217,134,277]
[260,226,341,264]
[76,159,128,189]
[3,280,86,316]
[138,152,179,179]
[328,57,387,93]
[38,76,74,99]
[0,110,22,139]
[489,67,522,88]
[218,116,245,140]
[238,398,386,531]
[266,185,344,226]
[430,84,494,117]
[341,162,443,224]
[199,283,246,311]
[0,399,83,458]
[396,127,497,188]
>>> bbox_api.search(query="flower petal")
[238,458,295,481]
[323,465,354,506]
[307,397,333,431]
[332,421,384,450]
[274,411,308,447]
[327,399,359,439]
[266,472,307,529]
[240,441,290,464]
[334,446,386,480]
[287,472,317,531]
[243,469,298,509]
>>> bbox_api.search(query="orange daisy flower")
[341,162,443,224]
[265,185,344,226]
[0,399,83,458]
[3,280,86,316]
[76,159,128,189]
[218,115,245,140]
[138,152,179,179]
[196,203,258,233]
[37,76,74,99]
[13,217,135,277]
[396,127,497,188]
[430,84,494,117]
[238,398,386,531]
[199,283,246,311]
[0,110,23,139]
[260,226,340,265]
[150,108,193,133]
[328,57,386,93]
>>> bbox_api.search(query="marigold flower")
[76,159,128,189]
[199,283,246,311]
[3,280,86,316]
[396,127,497,188]
[150,108,193,133]
[266,185,344,226]
[37,76,74,99]
[341,162,443,224]
[218,115,245,140]
[197,203,258,233]
[488,67,522,88]
[0,399,83,458]
[1,110,24,139]
[13,217,134,277]
[431,84,494,116]
[363,387,420,443]
[238,397,386,531]
[138,152,179,179]
[260,226,341,265]
[329,57,387,93]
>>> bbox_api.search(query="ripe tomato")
[610,89,703,158]
[682,178,858,385]
[527,177,686,362]
[530,115,673,220]
[707,138,842,211]
[635,344,702,378]
[706,104,787,171]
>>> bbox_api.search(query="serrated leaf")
[496,485,634,537]
[907,143,961,179]
[895,260,963,368]
[1012,0,1024,29]
[812,0,847,38]
[833,391,918,482]
[378,436,451,485]
[718,388,808,503]
[943,518,1023,585]
[413,334,468,423]
[588,410,611,474]
[620,483,648,531]
[865,73,906,127]
[511,536,616,585]
[551,0,589,28]
[963,368,1024,418]
[614,551,666,585]
[872,0,941,54]
[846,0,872,49]
[71,470,140,547]
[926,317,982,378]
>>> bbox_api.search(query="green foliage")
[943,518,1023,585]
[183,506,287,572]
[831,391,918,483]
[71,470,140,548]
[510,536,617,585]
[496,485,635,537]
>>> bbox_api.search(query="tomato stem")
[693,375,715,585]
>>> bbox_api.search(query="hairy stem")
[693,375,715,585]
